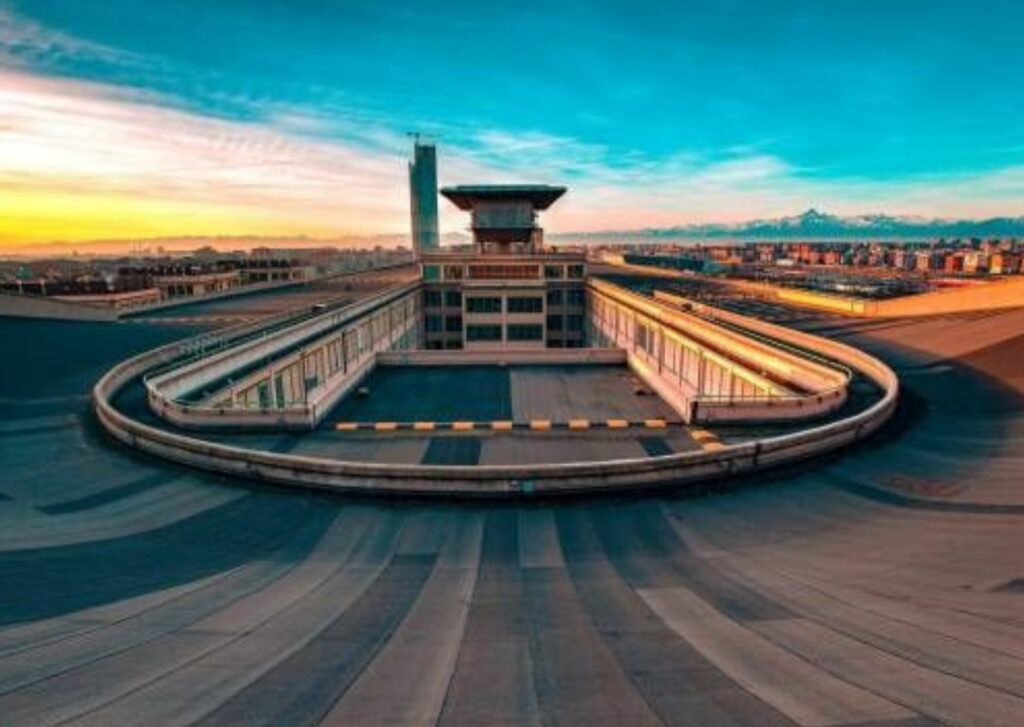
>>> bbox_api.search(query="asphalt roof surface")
[3,280,1024,726]
[323,363,676,425]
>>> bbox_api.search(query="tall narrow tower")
[408,139,439,255]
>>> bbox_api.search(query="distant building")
[240,253,313,283]
[963,251,988,274]
[754,244,777,263]
[408,140,440,256]
[990,252,1021,275]
[419,184,586,350]
[152,269,242,299]
[891,250,912,270]
[914,250,941,272]
[51,288,161,309]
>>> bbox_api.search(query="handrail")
[145,280,420,396]
[672,297,854,380]
[589,278,850,417]
[142,281,421,430]
[592,278,850,388]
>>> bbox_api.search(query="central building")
[420,185,587,350]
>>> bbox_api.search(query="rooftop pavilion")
[440,184,567,255]
[423,184,582,350]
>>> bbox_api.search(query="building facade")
[419,185,587,350]
[408,140,440,255]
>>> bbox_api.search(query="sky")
[1,0,1023,246]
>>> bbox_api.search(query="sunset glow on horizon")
[2,1,1023,248]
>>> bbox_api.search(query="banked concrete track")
[1,300,1024,726]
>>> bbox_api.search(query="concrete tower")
[408,140,439,255]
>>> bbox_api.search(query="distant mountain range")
[6,209,1024,258]
[554,209,1024,242]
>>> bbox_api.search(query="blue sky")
[1,0,1023,243]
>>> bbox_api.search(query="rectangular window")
[567,264,585,279]
[257,382,271,409]
[445,315,463,332]
[466,324,502,341]
[424,290,443,307]
[567,288,585,306]
[445,290,462,307]
[546,314,563,331]
[546,289,563,306]
[466,296,502,314]
[507,296,543,313]
[664,339,679,374]
[422,264,440,281]
[344,329,358,362]
[329,341,342,373]
[284,366,301,404]
[443,265,464,280]
[636,323,648,351]
[359,323,371,353]
[567,314,585,331]
[424,314,443,333]
[544,265,564,279]
[507,324,543,341]
[274,374,285,407]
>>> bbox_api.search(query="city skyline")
[2,0,1024,247]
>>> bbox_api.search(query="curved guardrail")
[143,281,420,429]
[589,279,853,423]
[93,296,899,497]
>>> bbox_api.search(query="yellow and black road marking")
[335,417,688,432]
[690,427,726,451]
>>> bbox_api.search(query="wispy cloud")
[0,68,414,242]
[0,6,143,71]
[1,14,1023,247]
[453,128,1024,230]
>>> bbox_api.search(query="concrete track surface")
[2,302,1024,726]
